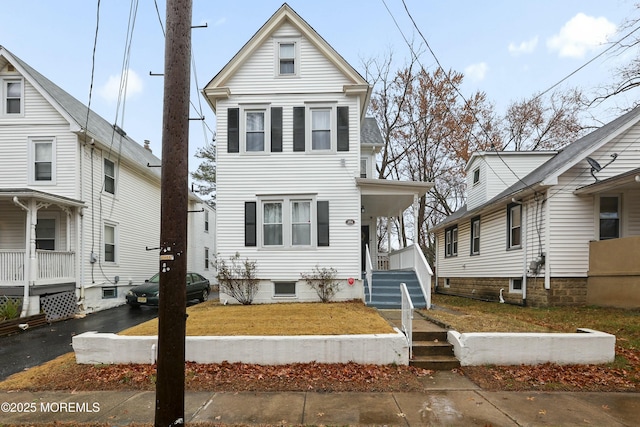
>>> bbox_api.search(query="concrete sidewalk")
[2,372,639,426]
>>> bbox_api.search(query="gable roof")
[0,46,161,179]
[433,106,640,231]
[203,3,371,117]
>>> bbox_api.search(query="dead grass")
[121,300,394,336]
[425,294,640,350]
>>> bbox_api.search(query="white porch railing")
[389,244,433,309]
[0,250,75,284]
[365,244,373,303]
[37,250,75,281]
[0,250,25,282]
[377,253,389,270]
[400,282,414,358]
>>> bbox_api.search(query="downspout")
[544,189,551,290]
[521,199,528,304]
[12,197,34,318]
[78,140,85,309]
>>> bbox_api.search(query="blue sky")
[1,0,638,173]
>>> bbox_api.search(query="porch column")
[386,216,391,254]
[413,193,419,244]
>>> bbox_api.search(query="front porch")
[0,189,84,318]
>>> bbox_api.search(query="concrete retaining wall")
[72,330,410,365]
[448,328,615,366]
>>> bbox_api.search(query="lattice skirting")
[40,291,77,322]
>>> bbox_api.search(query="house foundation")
[435,277,587,307]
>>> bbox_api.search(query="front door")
[361,225,370,272]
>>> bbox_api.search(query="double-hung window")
[599,195,620,240]
[444,225,458,257]
[104,223,117,263]
[246,196,328,248]
[470,216,480,255]
[279,42,296,75]
[263,202,284,246]
[246,110,266,152]
[507,203,522,249]
[311,109,331,150]
[29,137,55,184]
[35,218,56,250]
[104,158,116,195]
[5,79,22,114]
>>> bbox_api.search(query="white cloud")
[508,36,538,55]
[464,62,489,82]
[213,17,226,27]
[98,69,144,103]
[547,13,616,58]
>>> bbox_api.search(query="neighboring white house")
[432,107,640,308]
[0,46,215,318]
[203,4,433,305]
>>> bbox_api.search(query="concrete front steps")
[379,309,460,370]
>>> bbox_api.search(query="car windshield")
[148,273,160,283]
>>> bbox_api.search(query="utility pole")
[154,0,192,425]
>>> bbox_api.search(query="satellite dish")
[586,157,602,172]
[586,154,618,182]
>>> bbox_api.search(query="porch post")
[28,199,38,289]
[386,216,391,254]
[413,193,419,244]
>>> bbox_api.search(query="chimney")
[143,140,152,152]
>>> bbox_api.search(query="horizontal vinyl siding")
[437,207,525,278]
[0,77,77,195]
[627,189,640,236]
[78,146,161,300]
[187,202,216,284]
[548,124,640,277]
[227,22,352,94]
[0,200,26,249]
[216,96,361,280]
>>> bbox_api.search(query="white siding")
[216,95,361,281]
[437,206,526,278]
[546,124,640,277]
[78,145,162,312]
[627,189,640,236]
[227,22,351,94]
[187,201,216,284]
[466,152,555,210]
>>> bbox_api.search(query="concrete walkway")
[2,375,639,426]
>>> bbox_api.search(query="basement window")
[102,287,117,299]
[274,282,296,298]
[510,278,523,294]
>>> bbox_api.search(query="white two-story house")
[203,4,433,306]
[0,46,215,319]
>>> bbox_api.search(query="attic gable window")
[3,79,23,115]
[472,167,480,185]
[278,41,296,76]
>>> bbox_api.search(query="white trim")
[240,104,271,154]
[258,194,317,249]
[28,136,56,185]
[510,277,523,294]
[305,102,337,153]
[274,37,300,78]
[2,76,24,116]
[103,221,118,264]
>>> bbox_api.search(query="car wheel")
[199,288,209,302]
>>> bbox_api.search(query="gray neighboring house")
[432,107,640,308]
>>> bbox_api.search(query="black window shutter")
[337,106,349,152]
[228,108,240,153]
[271,107,283,152]
[293,107,305,152]
[245,201,257,247]
[317,201,329,246]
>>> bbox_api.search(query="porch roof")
[574,167,640,195]
[356,178,433,218]
[0,189,85,208]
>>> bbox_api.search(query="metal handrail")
[400,282,414,358]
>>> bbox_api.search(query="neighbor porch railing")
[377,253,389,270]
[390,244,433,309]
[365,244,374,303]
[0,250,75,284]
[0,250,25,282]
[400,282,414,358]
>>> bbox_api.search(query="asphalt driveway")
[0,305,159,381]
